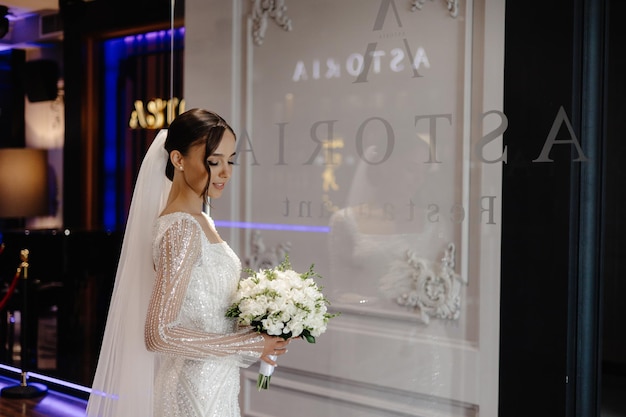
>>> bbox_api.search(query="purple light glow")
[214,221,330,233]
[123,27,185,44]
[30,392,88,417]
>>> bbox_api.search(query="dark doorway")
[600,1,626,415]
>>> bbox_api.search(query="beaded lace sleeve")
[144,217,264,366]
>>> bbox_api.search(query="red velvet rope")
[0,268,21,310]
[0,243,22,310]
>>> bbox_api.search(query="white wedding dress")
[86,131,265,417]
[145,212,265,417]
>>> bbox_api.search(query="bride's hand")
[260,334,290,366]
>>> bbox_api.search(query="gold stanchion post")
[1,249,48,398]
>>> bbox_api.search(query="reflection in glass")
[328,134,464,322]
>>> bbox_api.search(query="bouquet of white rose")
[226,256,337,390]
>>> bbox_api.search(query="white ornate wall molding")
[250,0,293,46]
[411,0,460,18]
[250,0,459,47]
[379,243,467,324]
[244,230,292,271]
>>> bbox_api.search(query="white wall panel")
[185,1,504,415]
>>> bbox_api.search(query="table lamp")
[0,148,49,219]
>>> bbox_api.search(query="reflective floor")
[0,363,623,416]
[0,375,87,417]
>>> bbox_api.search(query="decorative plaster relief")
[379,243,466,324]
[244,230,292,271]
[411,0,460,18]
[250,0,293,46]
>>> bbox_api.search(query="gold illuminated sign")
[321,138,344,213]
[129,98,186,129]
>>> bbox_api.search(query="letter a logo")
[373,0,403,31]
[355,0,422,83]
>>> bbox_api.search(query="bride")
[86,109,290,416]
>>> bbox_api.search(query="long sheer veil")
[86,129,171,416]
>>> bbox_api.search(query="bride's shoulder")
[157,211,195,223]
[155,212,202,237]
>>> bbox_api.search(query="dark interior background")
[501,0,626,416]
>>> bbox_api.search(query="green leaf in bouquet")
[300,263,322,281]
[301,330,316,344]
[277,254,292,271]
[225,304,240,318]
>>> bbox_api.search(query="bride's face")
[179,130,236,199]
[205,130,236,199]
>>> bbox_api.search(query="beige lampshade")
[0,148,49,218]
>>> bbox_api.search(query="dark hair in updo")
[164,108,236,199]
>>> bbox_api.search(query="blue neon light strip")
[213,221,330,233]
[0,364,92,394]
[102,38,123,229]
[102,27,185,230]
